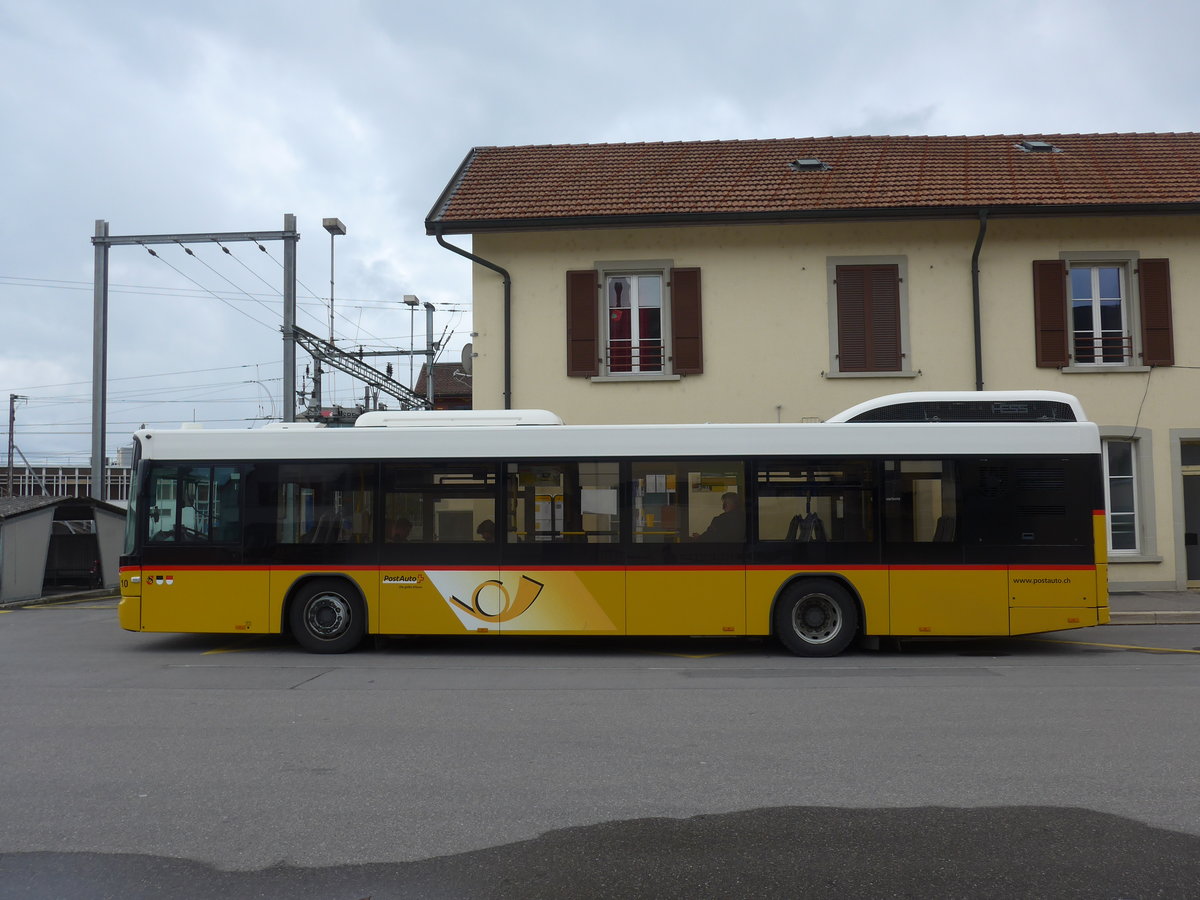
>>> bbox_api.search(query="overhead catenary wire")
[6,237,469,456]
[139,243,279,332]
[249,240,398,348]
[0,360,282,394]
[207,241,338,335]
[0,275,472,312]
[174,241,281,321]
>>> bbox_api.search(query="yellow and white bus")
[118,391,1108,656]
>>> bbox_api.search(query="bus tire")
[773,579,859,657]
[289,579,366,654]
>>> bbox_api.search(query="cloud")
[3,0,1199,457]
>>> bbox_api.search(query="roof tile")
[429,134,1200,230]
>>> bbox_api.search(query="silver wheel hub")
[792,594,841,644]
[304,593,351,640]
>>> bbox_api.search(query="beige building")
[427,134,1200,592]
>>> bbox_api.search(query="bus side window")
[631,460,744,544]
[506,462,619,544]
[146,466,179,542]
[755,460,874,543]
[211,467,242,543]
[383,463,497,543]
[885,460,958,543]
[274,463,375,545]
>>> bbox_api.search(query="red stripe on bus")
[128,563,1095,574]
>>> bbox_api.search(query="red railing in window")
[1072,333,1132,365]
[606,341,664,373]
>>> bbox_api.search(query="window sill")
[822,369,920,379]
[1061,365,1151,374]
[1108,554,1162,564]
[590,374,682,383]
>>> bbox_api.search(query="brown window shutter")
[1032,260,1069,368]
[867,265,901,371]
[835,264,901,372]
[670,267,703,375]
[566,270,599,377]
[1138,258,1174,366]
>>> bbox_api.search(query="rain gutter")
[971,209,989,391]
[434,229,512,410]
[428,201,1200,236]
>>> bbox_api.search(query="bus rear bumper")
[1010,606,1100,634]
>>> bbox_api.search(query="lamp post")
[403,295,419,397]
[321,218,345,412]
[322,218,346,344]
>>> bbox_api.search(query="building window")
[566,264,702,378]
[1103,439,1139,553]
[1071,264,1129,364]
[1033,256,1174,369]
[826,256,911,376]
[606,272,664,373]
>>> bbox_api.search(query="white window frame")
[1102,438,1139,554]
[1061,251,1148,373]
[1100,427,1158,562]
[591,259,680,382]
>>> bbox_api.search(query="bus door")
[886,459,1008,636]
[496,462,624,635]
[378,463,501,635]
[140,464,267,634]
[626,461,746,636]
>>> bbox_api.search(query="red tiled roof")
[415,362,471,398]
[427,133,1200,232]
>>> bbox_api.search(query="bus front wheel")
[773,579,859,657]
[289,579,365,654]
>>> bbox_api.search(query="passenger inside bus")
[692,492,745,541]
[476,519,496,542]
[387,517,412,542]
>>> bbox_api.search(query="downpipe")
[434,229,512,409]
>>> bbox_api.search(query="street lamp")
[403,295,419,393]
[322,218,346,345]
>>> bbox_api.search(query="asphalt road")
[2,599,1199,899]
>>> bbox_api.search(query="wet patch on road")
[3,805,1199,899]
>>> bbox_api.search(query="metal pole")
[282,214,298,422]
[424,302,436,407]
[321,219,346,411]
[329,230,335,343]
[6,394,19,496]
[91,220,109,500]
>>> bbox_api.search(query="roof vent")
[1016,140,1062,153]
[789,158,830,172]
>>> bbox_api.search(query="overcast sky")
[2,0,1197,462]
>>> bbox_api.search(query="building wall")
[464,214,1200,591]
[474,219,979,422]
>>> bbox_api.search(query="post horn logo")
[450,575,544,624]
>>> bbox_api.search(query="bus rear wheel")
[774,579,859,657]
[289,579,365,654]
